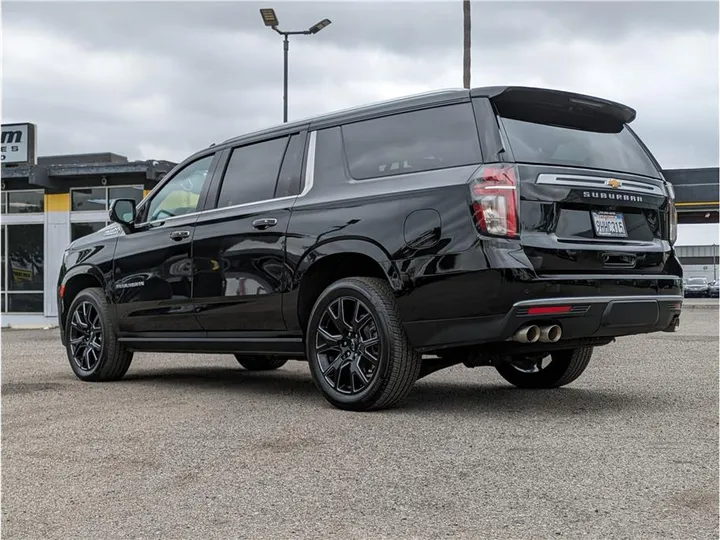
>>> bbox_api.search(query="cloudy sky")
[2,0,719,169]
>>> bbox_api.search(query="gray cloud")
[2,1,718,168]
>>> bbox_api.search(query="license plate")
[591,211,627,238]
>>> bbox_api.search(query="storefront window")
[8,294,43,313]
[4,224,44,313]
[72,185,144,212]
[71,222,108,241]
[2,190,44,214]
[108,186,143,208]
[71,188,107,212]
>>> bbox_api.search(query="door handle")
[169,230,191,241]
[252,218,278,230]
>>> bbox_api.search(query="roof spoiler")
[470,86,637,124]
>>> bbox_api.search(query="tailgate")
[491,88,676,275]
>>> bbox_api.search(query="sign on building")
[1,123,37,165]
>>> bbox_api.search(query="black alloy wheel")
[64,287,133,382]
[314,296,381,395]
[495,347,593,389]
[69,301,104,372]
[306,277,421,411]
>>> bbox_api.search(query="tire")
[306,277,421,411]
[64,287,133,382]
[495,347,593,389]
[234,355,288,371]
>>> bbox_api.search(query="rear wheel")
[306,277,421,411]
[64,287,133,381]
[234,355,288,371]
[495,347,593,389]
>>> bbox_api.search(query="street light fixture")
[259,8,332,123]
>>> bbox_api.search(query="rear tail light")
[470,163,519,238]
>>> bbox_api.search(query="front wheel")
[495,347,593,389]
[64,287,133,381]
[306,277,421,411]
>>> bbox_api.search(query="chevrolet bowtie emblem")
[606,178,622,189]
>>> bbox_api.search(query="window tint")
[147,155,214,222]
[500,117,659,178]
[217,137,288,208]
[342,104,482,180]
[275,133,306,198]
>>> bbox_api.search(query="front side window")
[216,137,289,209]
[146,155,214,222]
[341,103,482,180]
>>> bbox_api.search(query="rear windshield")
[689,278,708,284]
[499,116,660,178]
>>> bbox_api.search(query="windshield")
[688,278,708,285]
[499,116,660,178]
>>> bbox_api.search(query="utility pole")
[463,0,471,89]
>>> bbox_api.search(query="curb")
[682,303,719,310]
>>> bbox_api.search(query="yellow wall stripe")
[45,193,70,212]
[675,202,719,207]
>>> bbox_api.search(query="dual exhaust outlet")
[512,324,562,344]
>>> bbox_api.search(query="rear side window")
[341,103,482,180]
[217,137,289,208]
[499,114,659,178]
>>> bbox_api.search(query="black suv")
[58,86,683,411]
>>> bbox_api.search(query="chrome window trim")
[535,173,665,196]
[299,130,316,197]
[130,130,317,227]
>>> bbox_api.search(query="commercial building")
[1,123,175,327]
[0,122,718,327]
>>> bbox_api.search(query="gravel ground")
[2,311,718,540]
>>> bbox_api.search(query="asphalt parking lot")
[2,308,718,539]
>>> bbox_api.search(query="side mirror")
[109,198,136,230]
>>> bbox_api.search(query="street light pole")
[283,34,289,123]
[259,9,332,124]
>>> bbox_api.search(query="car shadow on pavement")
[401,379,664,416]
[120,365,664,416]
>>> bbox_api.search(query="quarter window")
[217,137,289,209]
[341,103,482,180]
[275,133,306,198]
[146,155,214,222]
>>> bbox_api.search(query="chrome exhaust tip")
[513,324,540,343]
[539,324,562,343]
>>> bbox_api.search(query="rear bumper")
[404,293,683,352]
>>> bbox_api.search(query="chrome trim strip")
[300,130,316,197]
[130,131,318,227]
[536,174,665,196]
[514,295,683,307]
